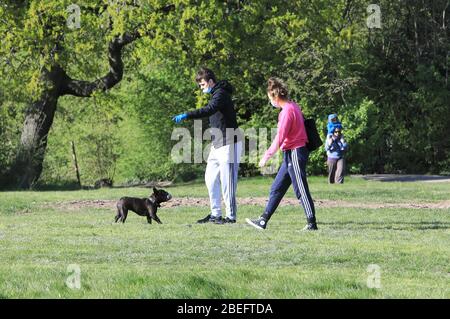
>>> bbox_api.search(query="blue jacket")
[325,135,348,159]
[327,114,342,136]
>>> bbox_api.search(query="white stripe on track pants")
[205,141,242,220]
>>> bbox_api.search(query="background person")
[325,127,348,184]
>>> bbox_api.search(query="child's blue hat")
[328,114,338,121]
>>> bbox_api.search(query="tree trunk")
[12,65,65,188]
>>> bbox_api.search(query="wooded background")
[0,0,449,189]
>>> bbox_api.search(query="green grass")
[1,176,449,209]
[0,176,449,298]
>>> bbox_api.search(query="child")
[327,114,342,137]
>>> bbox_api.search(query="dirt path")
[48,197,450,211]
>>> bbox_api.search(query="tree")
[362,0,450,173]
[0,0,175,188]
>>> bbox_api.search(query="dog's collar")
[148,197,161,207]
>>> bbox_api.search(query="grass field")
[0,176,449,298]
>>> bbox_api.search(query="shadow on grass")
[183,275,228,298]
[362,174,450,182]
[304,278,378,297]
[319,221,450,230]
[2,180,204,192]
[0,183,83,192]
[140,275,229,298]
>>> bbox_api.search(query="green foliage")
[113,63,204,183]
[41,92,123,186]
[360,0,450,174]
[337,98,381,174]
[41,62,205,185]
[0,101,24,180]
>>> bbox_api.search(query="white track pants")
[205,141,242,220]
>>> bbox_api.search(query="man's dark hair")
[195,67,217,84]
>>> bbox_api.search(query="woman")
[246,78,317,231]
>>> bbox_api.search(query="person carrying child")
[327,114,342,137]
[325,125,348,184]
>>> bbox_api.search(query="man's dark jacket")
[186,80,241,148]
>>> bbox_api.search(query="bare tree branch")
[60,4,175,97]
[60,30,143,97]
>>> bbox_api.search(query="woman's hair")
[267,77,289,100]
[195,67,217,84]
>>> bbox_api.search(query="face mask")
[202,87,212,94]
[270,100,277,108]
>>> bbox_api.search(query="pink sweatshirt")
[263,101,308,162]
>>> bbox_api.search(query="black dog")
[115,187,172,224]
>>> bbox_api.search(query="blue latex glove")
[172,113,187,123]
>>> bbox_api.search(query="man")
[172,67,242,224]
